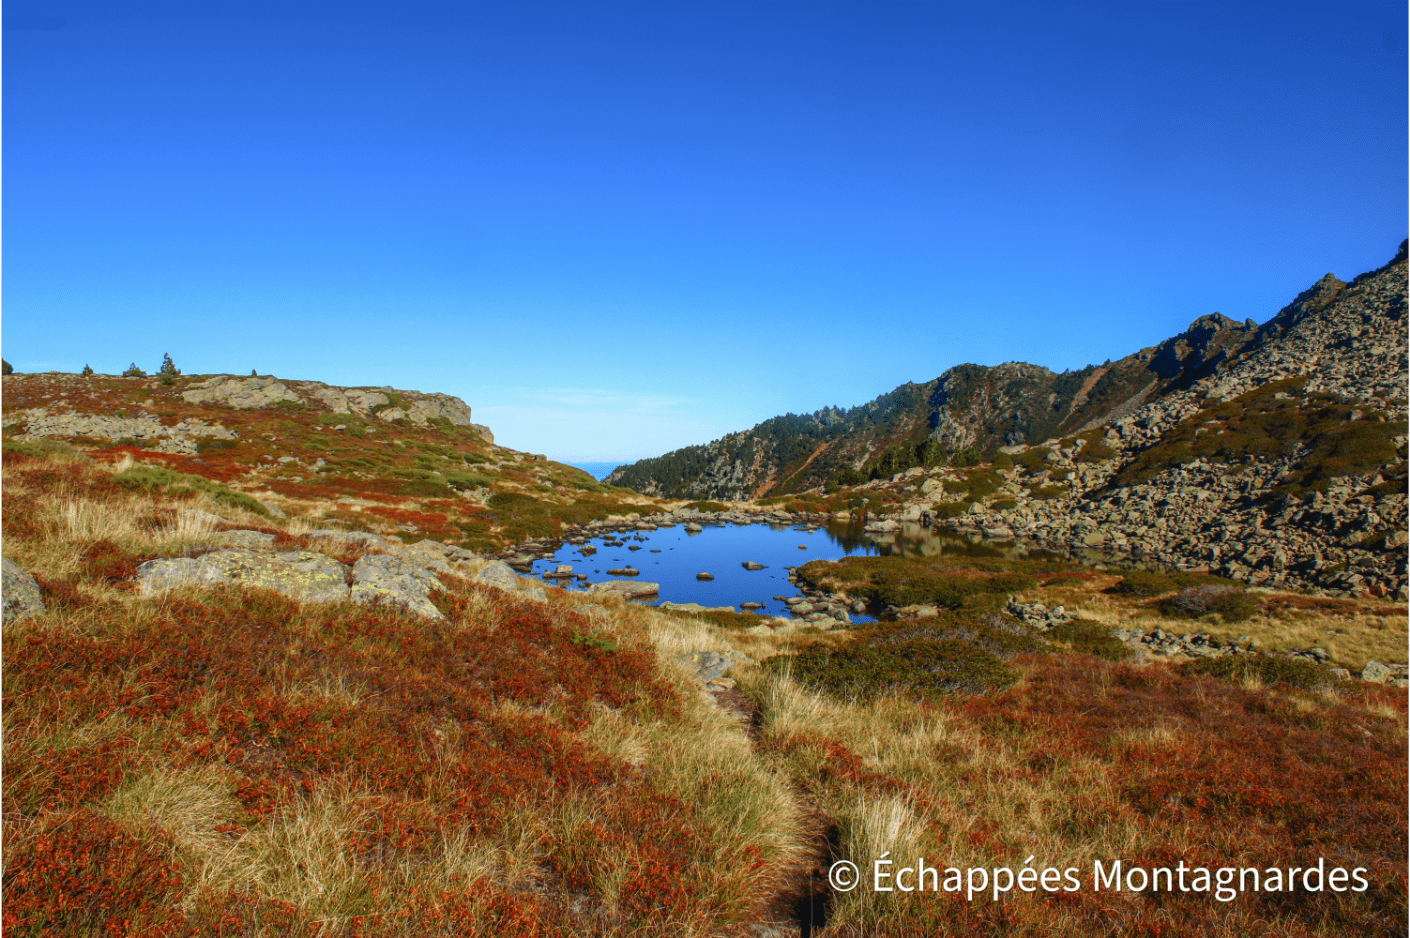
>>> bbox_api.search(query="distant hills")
[608,241,1409,500]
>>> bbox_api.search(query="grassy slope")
[1,373,661,552]
[3,377,1406,936]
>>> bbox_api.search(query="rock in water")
[2,557,45,622]
[741,561,766,570]
[696,572,715,580]
[587,580,660,599]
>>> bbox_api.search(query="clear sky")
[4,1,1405,462]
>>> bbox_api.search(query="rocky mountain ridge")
[609,241,1408,500]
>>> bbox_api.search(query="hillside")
[1,372,662,553]
[608,241,1408,501]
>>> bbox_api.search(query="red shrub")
[2,809,187,937]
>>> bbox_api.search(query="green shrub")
[570,632,618,653]
[1013,447,1051,471]
[1046,619,1129,661]
[1182,655,1327,690]
[929,501,970,518]
[444,471,492,491]
[2,439,45,457]
[1,359,11,375]
[1075,441,1117,462]
[1108,571,1177,597]
[682,500,727,513]
[486,491,560,541]
[1030,484,1068,500]
[767,637,1018,701]
[122,363,145,377]
[800,557,1032,612]
[112,466,269,517]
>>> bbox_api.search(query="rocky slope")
[610,241,1408,501]
[838,241,1409,598]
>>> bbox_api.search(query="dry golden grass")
[1028,577,1408,672]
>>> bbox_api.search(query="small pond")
[525,519,1095,621]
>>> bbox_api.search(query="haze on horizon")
[4,1,1405,463]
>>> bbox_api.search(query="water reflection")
[820,520,1072,564]
[529,518,1108,620]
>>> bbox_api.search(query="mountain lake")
[523,519,1100,621]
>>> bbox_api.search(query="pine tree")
[81,364,95,376]
[123,363,145,377]
[160,353,181,376]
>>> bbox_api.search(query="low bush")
[1046,618,1129,661]
[681,500,727,513]
[1108,570,1177,597]
[769,637,1018,701]
[1030,484,1068,500]
[113,466,269,517]
[1160,585,1258,622]
[1012,447,1051,472]
[1182,654,1327,690]
[444,470,493,491]
[800,557,1034,612]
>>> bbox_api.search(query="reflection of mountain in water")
[822,520,1070,564]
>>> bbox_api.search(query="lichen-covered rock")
[17,412,236,448]
[183,376,303,409]
[136,549,349,603]
[474,561,526,592]
[1361,659,1392,684]
[351,553,444,619]
[2,557,45,622]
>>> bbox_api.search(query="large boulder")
[183,376,303,409]
[474,561,527,592]
[351,553,444,619]
[136,549,349,603]
[1361,660,1392,684]
[2,557,45,622]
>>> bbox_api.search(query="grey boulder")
[474,561,526,592]
[351,553,444,619]
[136,549,350,603]
[2,557,45,623]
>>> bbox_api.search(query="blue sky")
[5,1,1405,462]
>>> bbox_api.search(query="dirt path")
[707,685,840,938]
